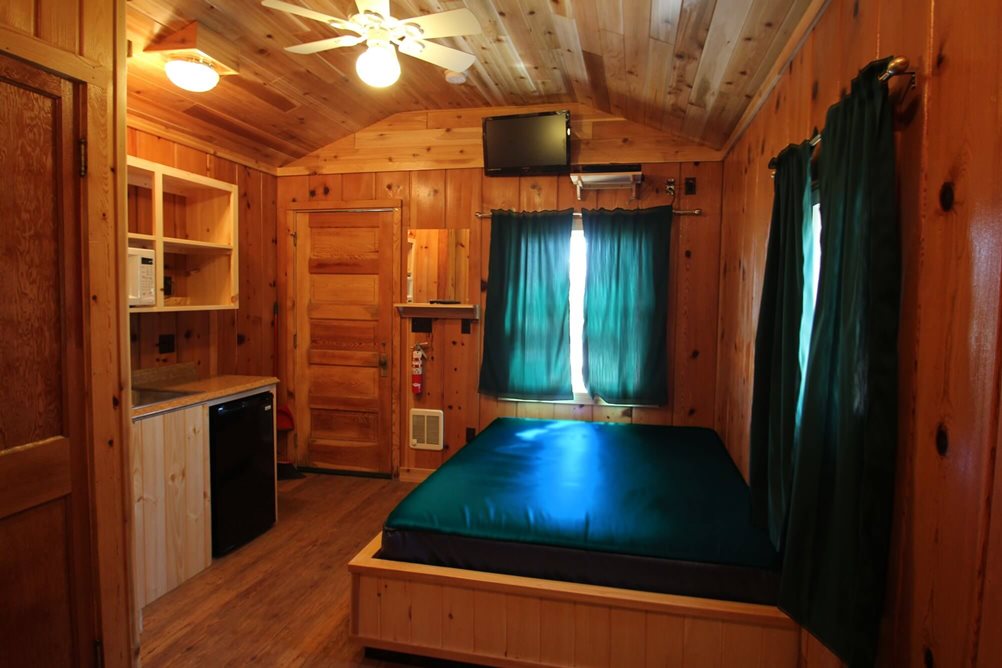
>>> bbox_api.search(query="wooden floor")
[140,474,416,667]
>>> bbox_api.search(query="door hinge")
[94,639,104,668]
[290,231,298,247]
[293,333,298,349]
[79,138,87,177]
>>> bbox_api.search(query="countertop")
[131,374,279,419]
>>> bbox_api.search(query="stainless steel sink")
[131,388,198,408]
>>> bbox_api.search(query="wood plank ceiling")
[126,0,815,166]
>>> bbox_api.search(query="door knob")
[379,353,388,377]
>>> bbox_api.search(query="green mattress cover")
[386,418,779,569]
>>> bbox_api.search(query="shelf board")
[128,232,156,241]
[395,303,480,320]
[163,237,233,254]
[129,304,238,313]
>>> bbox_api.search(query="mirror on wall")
[406,228,470,304]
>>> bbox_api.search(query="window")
[480,207,670,406]
[796,199,823,419]
[568,225,587,397]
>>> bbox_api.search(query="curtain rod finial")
[879,56,911,82]
[887,56,909,75]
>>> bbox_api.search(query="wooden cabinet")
[127,156,238,311]
[129,405,211,612]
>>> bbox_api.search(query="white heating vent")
[410,409,444,450]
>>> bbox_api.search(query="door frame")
[0,31,132,665]
[286,200,402,474]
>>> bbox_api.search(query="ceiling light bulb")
[355,42,400,88]
[165,58,220,92]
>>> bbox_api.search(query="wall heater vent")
[410,409,444,450]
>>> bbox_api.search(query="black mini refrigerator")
[209,391,276,557]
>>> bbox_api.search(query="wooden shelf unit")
[127,156,238,312]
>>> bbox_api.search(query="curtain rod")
[767,56,913,172]
[475,209,703,218]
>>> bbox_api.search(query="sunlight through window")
[569,228,588,396]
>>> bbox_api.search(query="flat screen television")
[482,110,571,176]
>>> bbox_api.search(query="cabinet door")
[130,405,211,609]
[0,54,96,665]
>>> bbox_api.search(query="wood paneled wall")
[715,0,1002,665]
[278,103,722,176]
[1,0,132,664]
[127,128,278,380]
[278,164,722,475]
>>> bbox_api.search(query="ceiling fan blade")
[401,9,482,39]
[285,34,365,54]
[355,0,390,19]
[261,0,357,32]
[399,39,476,72]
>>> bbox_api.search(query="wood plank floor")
[140,474,416,667]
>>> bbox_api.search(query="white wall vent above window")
[410,409,444,450]
[569,170,643,200]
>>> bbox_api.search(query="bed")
[349,418,800,667]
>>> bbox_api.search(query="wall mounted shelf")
[127,155,238,312]
[395,303,480,320]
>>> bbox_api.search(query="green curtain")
[479,209,574,400]
[749,141,814,550]
[780,58,900,667]
[582,206,671,405]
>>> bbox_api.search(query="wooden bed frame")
[349,534,801,667]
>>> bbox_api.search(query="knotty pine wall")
[715,0,1002,665]
[127,129,278,380]
[278,164,722,475]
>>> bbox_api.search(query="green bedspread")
[386,418,779,569]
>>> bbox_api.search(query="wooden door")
[294,206,399,473]
[0,54,97,665]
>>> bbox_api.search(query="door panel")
[0,70,65,452]
[295,207,399,473]
[0,501,74,667]
[0,53,95,666]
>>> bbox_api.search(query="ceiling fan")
[261,0,482,88]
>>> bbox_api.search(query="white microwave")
[127,247,156,307]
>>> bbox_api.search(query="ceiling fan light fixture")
[164,58,220,92]
[355,41,401,87]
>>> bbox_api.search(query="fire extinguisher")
[411,344,426,395]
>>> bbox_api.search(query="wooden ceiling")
[126,0,816,167]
